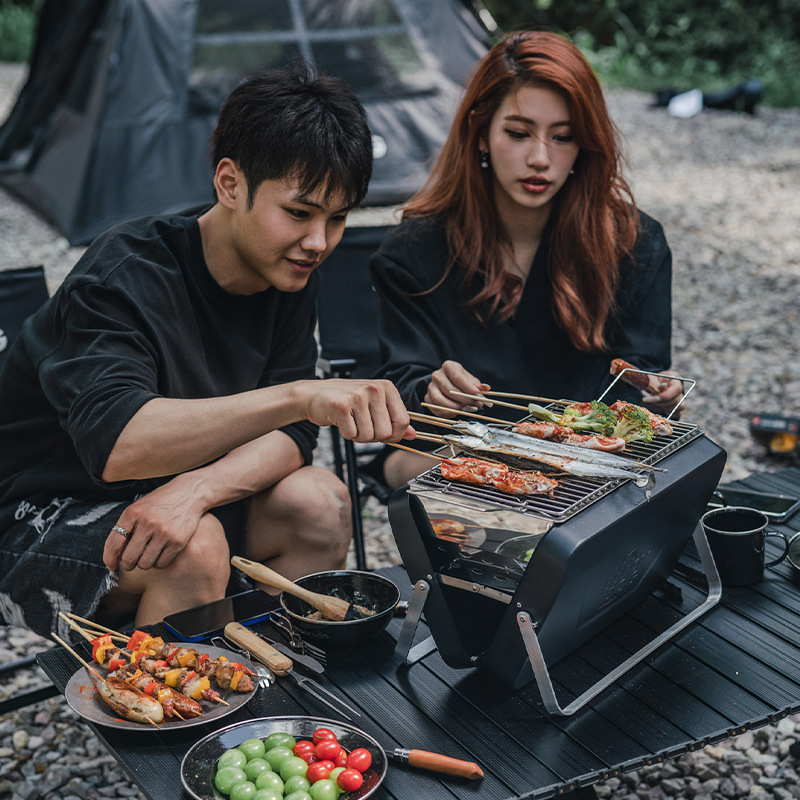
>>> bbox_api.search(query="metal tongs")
[224,623,360,720]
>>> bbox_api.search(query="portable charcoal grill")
[390,398,726,716]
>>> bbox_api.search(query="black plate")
[181,716,387,799]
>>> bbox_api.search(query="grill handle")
[519,522,721,716]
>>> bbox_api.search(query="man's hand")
[301,378,414,443]
[425,360,490,418]
[102,473,208,572]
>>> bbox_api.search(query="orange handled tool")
[389,748,484,780]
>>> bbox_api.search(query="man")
[0,65,413,639]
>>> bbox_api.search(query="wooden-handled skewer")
[449,390,528,411]
[51,631,104,680]
[480,390,577,405]
[59,611,96,642]
[386,442,447,460]
[407,411,456,429]
[421,403,511,426]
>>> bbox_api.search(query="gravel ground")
[2,61,800,799]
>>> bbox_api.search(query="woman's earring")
[480,150,489,169]
[569,168,575,175]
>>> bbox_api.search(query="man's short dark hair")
[211,63,373,209]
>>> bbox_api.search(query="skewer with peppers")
[90,629,256,702]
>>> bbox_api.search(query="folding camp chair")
[0,265,60,713]
[316,225,395,571]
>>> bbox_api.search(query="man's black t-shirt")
[0,210,319,528]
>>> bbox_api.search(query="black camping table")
[37,465,800,800]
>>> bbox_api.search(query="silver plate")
[181,716,387,800]
[64,644,262,730]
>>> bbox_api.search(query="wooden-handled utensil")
[223,623,293,676]
[230,557,373,622]
[389,748,484,780]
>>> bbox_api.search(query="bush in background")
[0,0,37,63]
[484,0,800,107]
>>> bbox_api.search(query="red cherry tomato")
[297,751,318,765]
[315,740,343,762]
[293,740,316,757]
[336,768,364,792]
[306,759,335,783]
[334,749,348,768]
[346,748,372,773]
[312,728,338,745]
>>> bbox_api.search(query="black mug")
[702,506,789,586]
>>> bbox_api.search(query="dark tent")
[0,0,493,246]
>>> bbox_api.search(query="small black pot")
[280,570,400,650]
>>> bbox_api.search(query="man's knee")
[252,467,352,551]
[171,513,231,591]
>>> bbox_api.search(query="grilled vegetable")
[527,400,618,436]
[611,403,654,443]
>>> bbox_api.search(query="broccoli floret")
[612,404,654,443]
[559,400,617,436]
[527,403,563,424]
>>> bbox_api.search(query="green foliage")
[483,0,800,108]
[0,0,37,62]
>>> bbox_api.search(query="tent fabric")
[0,0,492,246]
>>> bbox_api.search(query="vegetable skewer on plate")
[90,635,252,702]
[61,615,251,703]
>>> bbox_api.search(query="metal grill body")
[389,425,726,691]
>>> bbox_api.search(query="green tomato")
[283,775,312,795]
[280,755,311,781]
[327,768,345,795]
[238,738,267,761]
[254,771,285,793]
[264,745,294,771]
[218,749,248,771]
[309,778,339,800]
[284,792,312,800]
[253,790,283,800]
[244,758,272,782]
[229,781,257,800]
[264,731,297,751]
[214,766,248,795]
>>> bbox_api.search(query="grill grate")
[408,412,706,522]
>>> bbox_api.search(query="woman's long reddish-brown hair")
[403,30,638,352]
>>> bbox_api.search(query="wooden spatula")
[230,556,371,622]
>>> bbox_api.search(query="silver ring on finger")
[112,524,130,540]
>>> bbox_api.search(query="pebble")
[2,64,800,800]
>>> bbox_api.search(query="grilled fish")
[451,421,660,472]
[443,428,653,487]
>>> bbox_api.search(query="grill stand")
[395,524,722,716]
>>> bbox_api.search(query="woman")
[369,31,683,489]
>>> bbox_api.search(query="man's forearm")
[102,376,412,483]
[102,384,306,482]
[187,430,305,511]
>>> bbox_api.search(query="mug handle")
[765,530,790,567]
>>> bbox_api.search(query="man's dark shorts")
[0,493,250,640]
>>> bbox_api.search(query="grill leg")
[394,579,438,664]
[518,524,722,716]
